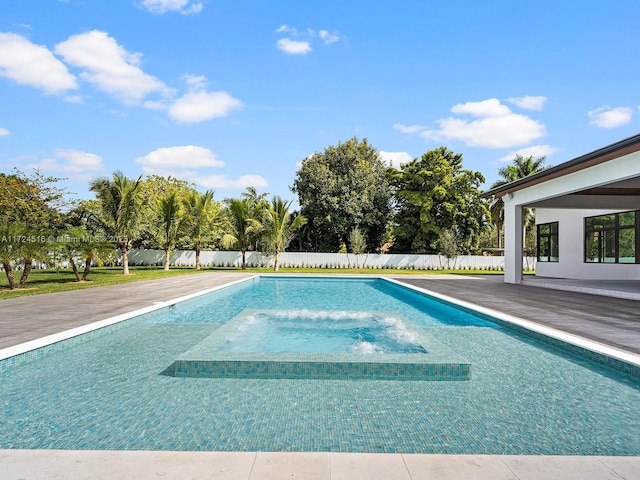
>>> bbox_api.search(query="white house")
[483,133,640,284]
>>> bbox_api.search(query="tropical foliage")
[489,154,547,253]
[0,169,67,288]
[2,137,535,289]
[156,192,183,271]
[257,196,307,271]
[181,189,219,270]
[221,197,262,269]
[292,137,393,252]
[387,147,489,254]
[89,171,143,275]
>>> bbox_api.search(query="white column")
[503,198,523,284]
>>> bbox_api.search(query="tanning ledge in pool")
[167,309,471,381]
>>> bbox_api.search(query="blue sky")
[1,1,640,204]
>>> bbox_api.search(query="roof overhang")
[481,133,640,200]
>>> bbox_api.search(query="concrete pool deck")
[1,272,639,479]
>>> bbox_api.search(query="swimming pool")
[0,275,639,455]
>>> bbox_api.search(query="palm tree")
[157,192,182,271]
[241,186,269,251]
[241,186,269,209]
[489,155,546,252]
[489,200,505,249]
[89,171,143,275]
[182,189,216,270]
[259,196,307,272]
[60,226,113,281]
[222,198,260,269]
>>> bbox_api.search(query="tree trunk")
[164,248,170,271]
[241,249,246,270]
[69,256,81,281]
[19,257,33,288]
[122,247,130,275]
[273,250,280,272]
[195,247,201,270]
[82,256,92,281]
[2,261,16,289]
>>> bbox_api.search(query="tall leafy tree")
[388,147,488,254]
[62,200,116,281]
[240,186,269,251]
[0,169,66,288]
[489,154,546,252]
[90,171,143,275]
[182,189,219,270]
[241,186,269,210]
[292,137,392,252]
[136,175,196,249]
[258,196,307,271]
[0,223,26,289]
[57,226,113,282]
[156,192,183,271]
[222,198,260,269]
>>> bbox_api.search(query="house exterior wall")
[536,208,640,280]
[500,149,640,283]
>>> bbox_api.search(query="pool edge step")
[169,359,471,381]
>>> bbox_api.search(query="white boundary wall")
[127,249,535,271]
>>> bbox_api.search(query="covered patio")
[483,133,640,284]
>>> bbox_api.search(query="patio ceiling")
[526,175,640,209]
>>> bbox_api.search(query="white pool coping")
[2,450,640,480]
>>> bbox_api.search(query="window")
[537,222,559,262]
[585,210,638,263]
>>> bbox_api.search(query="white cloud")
[136,146,266,190]
[422,114,546,148]
[140,0,203,14]
[393,123,426,134]
[182,73,207,89]
[0,32,77,94]
[135,145,225,175]
[451,98,511,117]
[54,30,170,105]
[506,95,547,111]
[275,25,340,54]
[168,90,243,123]
[0,127,9,136]
[277,38,312,55]
[379,151,413,168]
[400,98,546,149]
[588,106,632,128]
[197,174,268,190]
[319,30,340,44]
[26,149,105,180]
[498,144,558,162]
[276,25,297,35]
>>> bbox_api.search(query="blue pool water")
[0,276,639,455]
[217,310,427,354]
[143,276,496,328]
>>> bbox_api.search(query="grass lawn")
[0,265,514,300]
[0,266,208,299]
